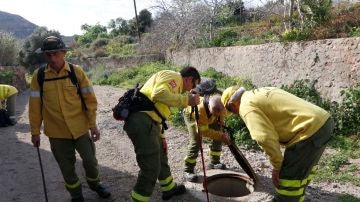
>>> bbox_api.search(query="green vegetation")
[0,70,14,84]
[88,62,177,88]
[17,27,60,72]
[350,27,360,37]
[339,194,360,202]
[281,29,311,42]
[315,141,360,186]
[0,32,18,66]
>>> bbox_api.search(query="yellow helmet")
[221,86,239,108]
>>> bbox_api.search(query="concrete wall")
[167,37,360,102]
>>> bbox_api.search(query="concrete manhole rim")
[206,172,255,199]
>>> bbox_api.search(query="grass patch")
[339,194,360,202]
[89,62,177,88]
[314,145,360,186]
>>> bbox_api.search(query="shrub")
[105,36,137,56]
[332,83,360,136]
[281,79,331,110]
[281,28,311,42]
[0,32,18,66]
[209,29,238,47]
[91,38,109,50]
[201,67,256,90]
[93,49,109,58]
[350,26,360,37]
[92,62,176,88]
[0,70,14,84]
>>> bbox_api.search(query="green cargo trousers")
[49,133,100,198]
[124,112,176,201]
[183,110,222,173]
[275,117,334,202]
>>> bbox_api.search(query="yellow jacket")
[239,87,330,170]
[0,84,18,101]
[140,70,189,124]
[184,97,225,140]
[29,62,98,139]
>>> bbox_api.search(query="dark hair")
[180,66,201,82]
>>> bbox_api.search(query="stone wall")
[167,37,360,102]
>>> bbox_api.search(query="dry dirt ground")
[1,85,359,202]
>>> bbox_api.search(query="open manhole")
[207,173,255,197]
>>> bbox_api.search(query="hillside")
[0,10,37,38]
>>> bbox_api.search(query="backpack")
[0,108,12,127]
[37,63,87,110]
[112,84,168,131]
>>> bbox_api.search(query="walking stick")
[36,146,49,202]
[193,106,210,202]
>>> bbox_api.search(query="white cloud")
[0,0,155,36]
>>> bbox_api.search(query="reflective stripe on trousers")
[275,166,316,202]
[159,176,176,192]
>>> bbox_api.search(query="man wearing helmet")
[221,86,334,202]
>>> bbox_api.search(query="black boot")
[71,195,84,202]
[162,184,186,200]
[91,184,111,198]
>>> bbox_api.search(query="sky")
[0,0,157,36]
[0,0,262,36]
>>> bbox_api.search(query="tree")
[218,0,247,25]
[18,27,60,72]
[0,32,18,66]
[126,9,154,38]
[75,23,108,47]
[140,0,213,53]
[138,9,153,33]
[108,17,131,37]
[202,0,226,39]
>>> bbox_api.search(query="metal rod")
[36,147,48,202]
[194,106,210,202]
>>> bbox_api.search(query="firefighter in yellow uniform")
[0,84,18,125]
[29,36,110,202]
[222,86,334,202]
[123,66,201,201]
[183,94,231,182]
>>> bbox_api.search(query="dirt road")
[0,85,359,202]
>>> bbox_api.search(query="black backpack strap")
[37,65,46,101]
[37,63,88,111]
[68,63,88,111]
[131,84,168,131]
